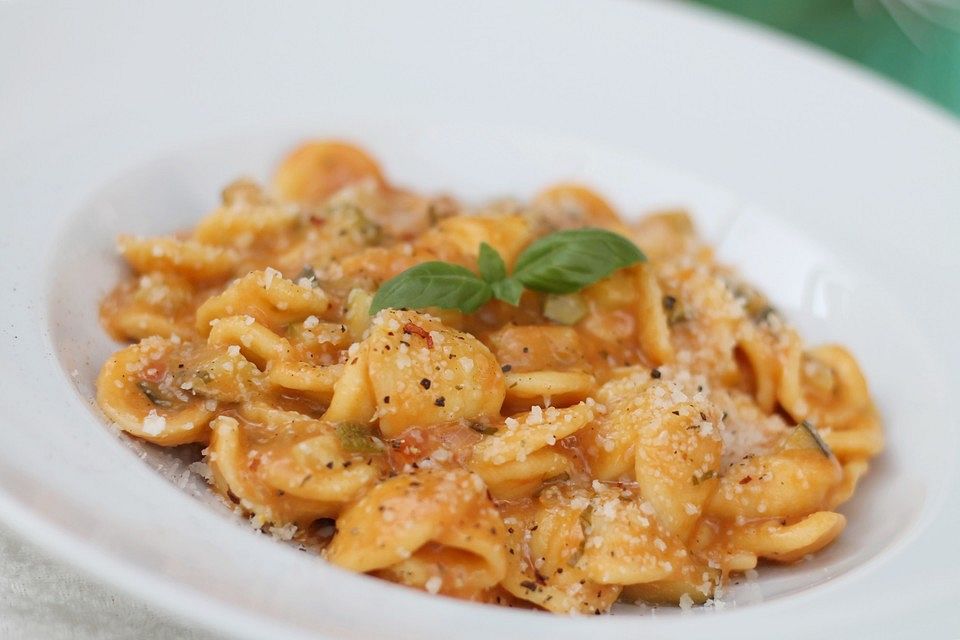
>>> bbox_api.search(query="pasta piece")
[194,183,300,250]
[285,318,351,366]
[622,577,715,606]
[95,337,214,445]
[343,288,373,341]
[421,214,533,268]
[578,270,639,361]
[728,511,847,563]
[734,324,780,413]
[706,426,842,521]
[177,343,268,405]
[655,260,750,386]
[273,198,383,274]
[112,311,185,342]
[484,325,587,372]
[499,488,621,614]
[579,368,720,511]
[326,469,506,597]
[582,489,720,605]
[196,269,330,336]
[722,277,788,409]
[472,403,593,467]
[634,400,724,540]
[100,271,198,341]
[634,263,674,366]
[502,370,596,409]
[581,487,680,585]
[688,519,759,572]
[322,343,377,424]
[714,388,791,466]
[314,178,439,240]
[116,235,238,283]
[826,459,870,510]
[469,449,571,500]
[577,372,646,480]
[533,183,622,227]
[820,409,884,462]
[267,361,343,404]
[274,141,386,204]
[208,411,384,526]
[469,403,593,499]
[632,210,697,263]
[325,310,505,437]
[779,344,871,429]
[207,316,293,370]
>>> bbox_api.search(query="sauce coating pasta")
[96,140,882,612]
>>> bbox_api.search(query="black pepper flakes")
[420,378,432,390]
[434,396,445,407]
[651,368,661,379]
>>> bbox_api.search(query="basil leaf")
[369,262,492,314]
[512,228,645,294]
[491,277,523,306]
[478,242,506,283]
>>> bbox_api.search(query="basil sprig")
[369,227,645,315]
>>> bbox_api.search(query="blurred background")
[690,0,960,116]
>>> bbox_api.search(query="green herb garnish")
[335,422,385,454]
[369,228,645,314]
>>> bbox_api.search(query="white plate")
[1,1,958,638]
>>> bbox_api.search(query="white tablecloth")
[0,524,221,640]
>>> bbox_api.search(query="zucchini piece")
[335,423,385,454]
[544,293,587,325]
[783,420,833,458]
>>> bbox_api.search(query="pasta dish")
[95,140,883,613]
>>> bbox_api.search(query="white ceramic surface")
[1,1,958,639]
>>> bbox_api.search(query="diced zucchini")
[544,293,587,325]
[335,423,385,454]
[783,420,833,458]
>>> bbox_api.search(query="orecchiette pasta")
[326,469,507,599]
[209,409,384,525]
[95,140,883,613]
[117,235,239,283]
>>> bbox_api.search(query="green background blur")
[691,0,960,117]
